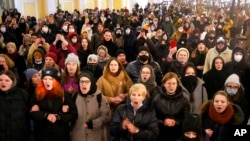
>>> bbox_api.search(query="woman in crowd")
[110,83,159,141]
[0,70,30,141]
[49,34,76,69]
[138,64,160,104]
[178,113,204,141]
[97,58,133,114]
[180,64,208,114]
[77,38,92,70]
[82,54,103,80]
[96,45,111,70]
[24,68,41,101]
[30,68,77,141]
[71,71,111,141]
[223,73,249,125]
[41,52,63,81]
[152,72,190,141]
[6,41,27,87]
[203,56,228,99]
[61,53,80,97]
[200,91,244,141]
[163,47,193,77]
[0,54,20,85]
[190,40,208,78]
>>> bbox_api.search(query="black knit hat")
[138,46,150,53]
[182,113,202,135]
[116,49,126,57]
[79,71,97,95]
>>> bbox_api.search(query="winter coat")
[30,93,77,141]
[110,98,159,141]
[71,89,111,141]
[203,47,232,74]
[163,60,193,77]
[97,71,133,113]
[0,87,29,141]
[77,48,92,69]
[27,43,50,65]
[203,68,228,100]
[180,77,208,114]
[126,56,162,85]
[200,101,244,141]
[152,86,190,141]
[49,44,77,69]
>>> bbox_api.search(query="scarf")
[209,102,234,125]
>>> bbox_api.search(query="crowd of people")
[0,2,250,141]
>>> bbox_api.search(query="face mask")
[69,29,75,32]
[183,135,197,141]
[234,55,243,62]
[139,55,149,62]
[88,63,97,70]
[71,38,77,43]
[125,29,130,35]
[62,25,68,32]
[0,27,6,33]
[86,27,91,31]
[35,60,43,64]
[150,27,155,31]
[226,87,238,96]
[179,29,183,32]
[42,27,48,33]
[116,33,121,37]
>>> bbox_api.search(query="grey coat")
[71,89,111,141]
[180,77,208,114]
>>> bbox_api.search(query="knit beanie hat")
[25,68,38,80]
[116,49,126,57]
[79,71,97,95]
[182,113,202,135]
[225,74,240,86]
[176,47,190,59]
[65,53,80,66]
[45,52,57,62]
[87,54,98,63]
[138,46,150,54]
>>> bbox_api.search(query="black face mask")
[139,55,149,62]
[116,33,121,37]
[87,63,97,70]
[182,136,197,141]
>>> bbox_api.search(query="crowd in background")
[0,1,250,141]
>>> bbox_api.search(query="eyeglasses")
[80,80,91,84]
[226,85,239,90]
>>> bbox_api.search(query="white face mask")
[62,25,68,32]
[68,29,75,32]
[234,55,243,62]
[125,29,131,34]
[42,27,48,33]
[0,27,6,33]
[71,38,77,43]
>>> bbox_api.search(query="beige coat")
[203,47,232,74]
[71,89,111,141]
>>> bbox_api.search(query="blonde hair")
[6,42,17,51]
[0,54,15,68]
[129,83,147,97]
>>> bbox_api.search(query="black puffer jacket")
[0,87,29,141]
[152,86,190,141]
[110,98,159,141]
[30,93,77,141]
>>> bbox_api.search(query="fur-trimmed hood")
[200,100,244,125]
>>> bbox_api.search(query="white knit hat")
[65,53,80,66]
[224,74,240,86]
